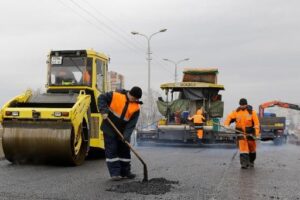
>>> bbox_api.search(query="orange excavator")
[259,101,300,145]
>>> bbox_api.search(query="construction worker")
[188,108,205,139]
[82,70,91,85]
[98,86,142,181]
[224,98,260,169]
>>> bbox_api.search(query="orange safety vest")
[109,92,140,121]
[83,70,91,84]
[189,109,205,124]
[224,108,260,136]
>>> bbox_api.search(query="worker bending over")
[189,108,205,139]
[224,98,260,169]
[98,86,143,181]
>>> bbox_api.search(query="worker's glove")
[247,134,256,140]
[101,113,108,120]
[237,134,245,140]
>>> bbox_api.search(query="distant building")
[108,71,124,91]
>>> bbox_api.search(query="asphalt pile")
[106,178,179,195]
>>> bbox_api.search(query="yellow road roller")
[0,49,109,165]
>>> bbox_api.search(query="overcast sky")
[0,0,299,114]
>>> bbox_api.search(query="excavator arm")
[259,100,300,117]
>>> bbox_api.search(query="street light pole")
[163,58,190,83]
[131,29,167,101]
[131,29,167,127]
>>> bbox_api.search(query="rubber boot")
[249,152,256,167]
[240,153,250,169]
[122,172,136,179]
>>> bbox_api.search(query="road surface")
[0,141,299,200]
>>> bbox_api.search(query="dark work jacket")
[98,90,141,140]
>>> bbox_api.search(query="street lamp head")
[163,58,169,61]
[131,31,139,35]
[159,29,167,32]
[184,58,190,61]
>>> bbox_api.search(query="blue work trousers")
[104,133,131,177]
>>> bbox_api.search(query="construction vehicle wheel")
[69,125,87,166]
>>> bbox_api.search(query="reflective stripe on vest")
[109,92,140,121]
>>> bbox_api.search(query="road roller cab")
[0,49,109,165]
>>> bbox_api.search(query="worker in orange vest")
[189,108,205,139]
[98,86,143,181]
[224,98,260,169]
[83,70,91,85]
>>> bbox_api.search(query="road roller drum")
[2,121,86,165]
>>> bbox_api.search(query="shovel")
[107,118,148,182]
